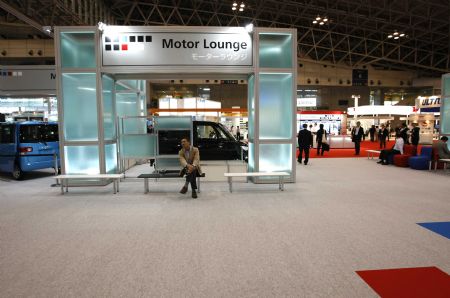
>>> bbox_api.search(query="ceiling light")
[312,20,318,24]
[239,7,243,11]
[245,23,254,33]
[319,22,324,25]
[394,36,399,40]
[393,32,399,35]
[97,22,107,31]
[233,2,237,6]
[240,3,245,8]
[323,18,328,22]
[232,6,236,10]
[399,33,405,37]
[316,16,321,21]
[388,35,393,38]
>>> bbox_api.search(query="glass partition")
[102,75,115,140]
[60,32,96,68]
[154,116,192,130]
[62,73,98,141]
[259,73,293,139]
[120,135,156,158]
[248,74,255,142]
[259,144,292,172]
[105,144,117,173]
[259,33,293,69]
[64,145,99,174]
[116,93,146,134]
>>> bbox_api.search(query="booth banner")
[0,67,56,94]
[102,32,252,66]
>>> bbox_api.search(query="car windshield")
[19,124,59,143]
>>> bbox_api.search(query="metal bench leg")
[279,176,282,190]
[144,178,149,194]
[228,176,232,193]
[281,177,285,191]
[197,176,201,193]
[60,179,64,195]
[117,179,120,193]
[113,181,117,194]
[65,182,68,193]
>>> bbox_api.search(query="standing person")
[399,122,409,144]
[379,124,389,149]
[351,121,365,155]
[410,123,420,146]
[377,133,404,165]
[309,124,313,131]
[297,123,313,165]
[236,126,241,140]
[316,124,326,156]
[311,123,318,135]
[231,125,237,138]
[178,137,202,199]
[432,136,450,159]
[369,125,376,142]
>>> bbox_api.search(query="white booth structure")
[442,74,450,141]
[55,26,297,184]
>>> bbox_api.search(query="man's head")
[401,122,407,128]
[441,136,448,142]
[181,137,191,150]
[319,124,324,129]
[381,124,385,128]
[356,121,361,126]
[302,124,308,129]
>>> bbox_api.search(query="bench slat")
[57,174,123,179]
[224,172,290,177]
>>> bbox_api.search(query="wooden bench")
[138,171,206,194]
[223,172,290,193]
[366,150,381,159]
[56,174,124,194]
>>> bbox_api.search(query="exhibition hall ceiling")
[0,0,449,75]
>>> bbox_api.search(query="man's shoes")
[297,160,302,164]
[180,186,188,194]
[382,162,389,165]
[304,161,308,165]
[377,161,383,164]
[192,190,197,199]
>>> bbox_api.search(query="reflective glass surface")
[102,75,115,140]
[259,33,293,69]
[154,116,192,130]
[60,32,96,68]
[248,75,255,142]
[441,97,450,134]
[105,143,117,173]
[259,144,292,173]
[120,135,156,158]
[64,145,99,174]
[62,73,98,141]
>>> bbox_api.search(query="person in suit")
[399,122,409,144]
[179,137,202,199]
[432,136,450,159]
[351,121,364,155]
[316,124,326,156]
[378,124,389,149]
[297,123,313,165]
[410,123,420,146]
[369,125,376,142]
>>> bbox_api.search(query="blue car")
[0,121,60,179]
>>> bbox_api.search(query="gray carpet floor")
[0,158,449,297]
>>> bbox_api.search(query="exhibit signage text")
[102,31,253,66]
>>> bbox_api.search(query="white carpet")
[0,158,449,297]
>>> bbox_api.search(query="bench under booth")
[56,174,124,194]
[138,171,205,194]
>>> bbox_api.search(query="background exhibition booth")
[55,25,297,184]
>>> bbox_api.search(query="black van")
[157,121,246,160]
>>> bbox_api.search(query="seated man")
[179,137,202,199]
[377,133,404,165]
[433,136,450,159]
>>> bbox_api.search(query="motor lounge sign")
[101,29,253,66]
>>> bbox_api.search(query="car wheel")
[12,164,23,180]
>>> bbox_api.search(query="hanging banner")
[102,31,253,67]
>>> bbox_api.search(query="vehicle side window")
[19,125,42,143]
[214,126,228,140]
[196,125,217,139]
[44,125,59,142]
[0,125,15,144]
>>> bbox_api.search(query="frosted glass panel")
[248,142,255,172]
[120,135,156,158]
[62,73,98,141]
[443,76,450,96]
[116,93,146,134]
[156,157,180,169]
[259,33,292,68]
[259,73,293,139]
[64,145,99,174]
[441,97,450,134]
[60,32,96,68]
[102,75,115,140]
[154,116,192,129]
[105,143,117,173]
[259,144,292,172]
[248,75,255,142]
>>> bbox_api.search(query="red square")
[356,267,450,298]
[121,44,128,51]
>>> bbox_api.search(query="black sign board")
[220,80,239,84]
[352,69,368,86]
